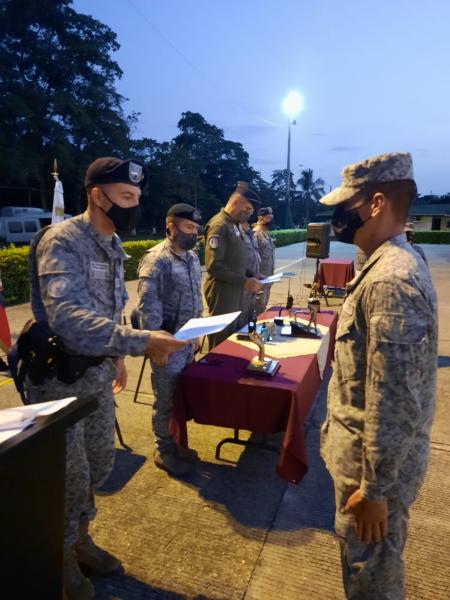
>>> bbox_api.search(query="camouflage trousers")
[150,345,194,453]
[25,359,117,549]
[334,487,409,600]
[237,290,257,329]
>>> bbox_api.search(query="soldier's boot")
[154,448,193,475]
[74,518,122,575]
[177,445,199,462]
[64,548,95,600]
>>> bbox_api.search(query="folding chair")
[130,309,150,404]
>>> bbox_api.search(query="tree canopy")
[0,0,329,230]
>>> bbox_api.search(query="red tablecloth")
[172,308,337,484]
[318,259,355,289]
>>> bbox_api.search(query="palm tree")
[296,168,325,226]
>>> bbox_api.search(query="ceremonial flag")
[51,175,65,225]
[0,272,11,353]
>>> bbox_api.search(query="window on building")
[415,216,422,221]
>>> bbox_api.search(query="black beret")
[234,181,262,205]
[85,157,147,189]
[258,206,273,216]
[167,203,202,223]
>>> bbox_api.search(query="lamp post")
[281,90,304,229]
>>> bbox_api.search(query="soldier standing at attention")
[25,158,187,600]
[204,181,262,348]
[253,206,275,315]
[136,203,203,475]
[238,216,261,328]
[320,152,437,600]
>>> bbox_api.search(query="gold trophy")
[246,330,280,377]
[289,281,322,339]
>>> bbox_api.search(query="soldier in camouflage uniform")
[320,152,437,600]
[253,207,275,315]
[204,181,262,348]
[237,218,261,328]
[136,203,203,475]
[405,221,428,265]
[25,158,187,600]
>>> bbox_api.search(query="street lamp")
[281,91,304,229]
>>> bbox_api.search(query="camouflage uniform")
[321,234,437,600]
[411,242,428,265]
[238,225,261,327]
[25,214,149,549]
[354,247,367,273]
[253,225,275,315]
[204,209,248,347]
[136,239,203,453]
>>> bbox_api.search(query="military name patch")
[90,261,110,280]
[47,276,70,298]
[208,236,220,249]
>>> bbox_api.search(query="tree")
[0,0,132,213]
[296,168,325,225]
[270,169,297,227]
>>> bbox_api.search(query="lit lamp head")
[281,90,304,122]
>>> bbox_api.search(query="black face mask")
[331,203,370,244]
[173,229,198,251]
[102,190,141,233]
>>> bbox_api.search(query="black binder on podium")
[0,396,97,599]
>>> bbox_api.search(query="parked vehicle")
[0,206,71,244]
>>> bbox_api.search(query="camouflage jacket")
[253,226,275,276]
[240,225,261,277]
[321,234,437,505]
[136,239,203,333]
[29,213,149,357]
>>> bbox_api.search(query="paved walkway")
[1,242,449,599]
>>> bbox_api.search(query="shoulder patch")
[47,276,71,298]
[208,235,220,249]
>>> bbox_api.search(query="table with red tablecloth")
[318,258,355,289]
[172,307,337,484]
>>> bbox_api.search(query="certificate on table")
[174,311,241,341]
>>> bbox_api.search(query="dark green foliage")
[413,231,450,243]
[0,0,132,214]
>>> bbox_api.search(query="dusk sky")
[74,0,450,195]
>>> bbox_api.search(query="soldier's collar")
[346,233,409,294]
[222,208,238,224]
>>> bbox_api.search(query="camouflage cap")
[166,203,202,223]
[320,152,414,206]
[233,181,262,205]
[85,157,147,189]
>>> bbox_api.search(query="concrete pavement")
[0,242,449,599]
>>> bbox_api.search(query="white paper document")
[260,272,283,285]
[174,311,241,341]
[0,397,77,444]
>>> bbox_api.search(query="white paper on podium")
[260,272,283,285]
[0,397,77,444]
[174,311,241,341]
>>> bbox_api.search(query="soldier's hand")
[244,277,263,294]
[112,356,127,394]
[146,330,188,367]
[345,488,388,544]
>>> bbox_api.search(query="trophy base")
[246,357,280,378]
[289,321,322,339]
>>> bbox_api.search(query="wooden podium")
[0,397,98,599]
